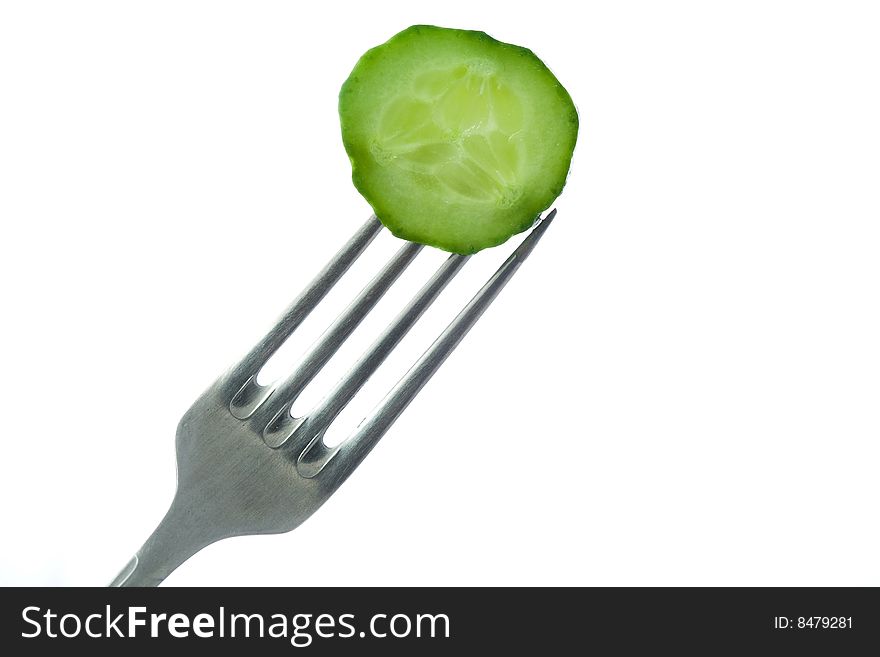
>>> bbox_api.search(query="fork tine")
[250,240,423,424]
[225,215,382,396]
[272,252,469,449]
[297,209,556,479]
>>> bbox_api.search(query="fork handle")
[109,500,214,587]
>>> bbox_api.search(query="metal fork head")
[111,211,555,586]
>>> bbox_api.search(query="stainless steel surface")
[110,210,555,586]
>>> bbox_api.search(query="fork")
[109,209,555,586]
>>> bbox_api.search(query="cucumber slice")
[339,25,578,254]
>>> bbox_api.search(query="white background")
[1,1,878,586]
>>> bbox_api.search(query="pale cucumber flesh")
[373,64,525,206]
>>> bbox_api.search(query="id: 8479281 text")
[774,617,852,629]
